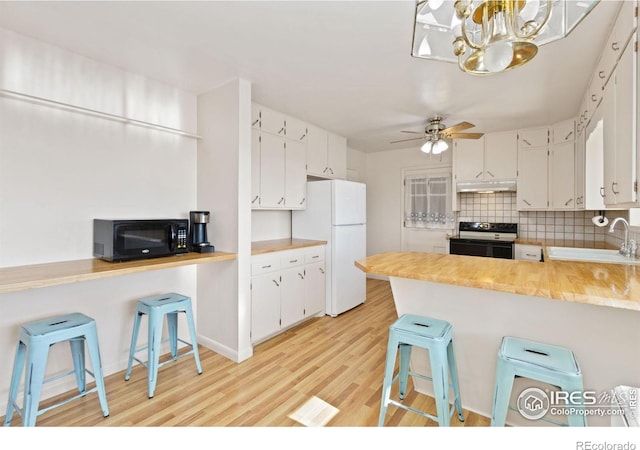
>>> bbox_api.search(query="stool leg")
[147,310,164,398]
[184,302,202,374]
[378,333,399,426]
[22,342,48,427]
[4,341,26,426]
[490,357,515,427]
[566,380,587,427]
[166,312,178,360]
[85,329,110,417]
[447,340,464,422]
[398,343,411,400]
[124,312,143,381]
[69,338,87,393]
[429,344,451,427]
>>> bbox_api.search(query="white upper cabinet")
[307,125,347,179]
[258,132,286,208]
[284,139,308,209]
[549,140,575,210]
[485,132,518,179]
[518,127,548,148]
[551,119,576,144]
[259,105,286,136]
[285,116,308,143]
[517,137,548,210]
[454,137,485,181]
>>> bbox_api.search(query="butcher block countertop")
[355,251,640,312]
[251,238,327,255]
[0,251,236,294]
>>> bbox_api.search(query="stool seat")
[4,313,109,427]
[491,336,586,427]
[378,314,464,427]
[125,293,202,398]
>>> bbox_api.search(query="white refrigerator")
[292,179,366,316]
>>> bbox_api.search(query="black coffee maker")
[189,211,215,253]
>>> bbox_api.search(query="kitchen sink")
[545,246,640,265]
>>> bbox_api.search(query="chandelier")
[421,136,449,154]
[411,0,599,75]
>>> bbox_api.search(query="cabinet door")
[259,133,285,208]
[286,116,308,143]
[454,138,485,181]
[307,124,328,176]
[552,120,575,144]
[251,273,282,343]
[251,129,261,207]
[603,76,616,205]
[304,261,325,317]
[485,132,517,179]
[612,38,636,205]
[575,127,585,209]
[517,146,548,209]
[584,109,606,210]
[284,139,308,209]
[327,132,347,179]
[260,106,286,136]
[280,266,306,329]
[549,141,575,210]
[519,128,548,148]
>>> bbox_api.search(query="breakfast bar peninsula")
[355,251,640,426]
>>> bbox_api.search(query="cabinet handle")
[612,42,619,51]
[272,279,280,287]
[252,195,259,204]
[525,253,538,257]
[475,171,483,178]
[312,255,319,259]
[252,119,260,126]
[299,197,305,205]
[278,197,284,204]
[612,182,619,194]
[278,127,285,134]
[564,131,573,141]
[298,272,304,279]
[564,198,573,206]
[329,168,334,175]
[289,259,298,263]
[522,139,531,146]
[323,167,329,173]
[591,94,597,102]
[261,265,272,269]
[599,70,605,79]
[319,268,325,274]
[523,199,531,206]
[600,186,606,197]
[486,170,495,178]
[300,132,307,141]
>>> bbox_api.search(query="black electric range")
[449,222,518,259]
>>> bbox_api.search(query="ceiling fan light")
[421,140,433,154]
[432,139,449,154]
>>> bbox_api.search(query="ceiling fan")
[391,116,484,154]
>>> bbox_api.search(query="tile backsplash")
[457,192,638,247]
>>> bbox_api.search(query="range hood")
[456,180,517,193]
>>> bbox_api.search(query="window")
[404,172,454,228]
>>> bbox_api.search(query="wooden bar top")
[0,251,236,295]
[251,238,327,255]
[355,251,640,312]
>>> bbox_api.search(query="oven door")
[449,238,514,259]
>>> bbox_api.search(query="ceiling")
[0,1,622,152]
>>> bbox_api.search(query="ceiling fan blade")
[400,130,425,134]
[390,136,428,144]
[441,121,475,134]
[446,132,484,139]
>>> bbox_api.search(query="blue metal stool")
[490,336,586,426]
[124,293,202,398]
[4,313,109,427]
[378,314,464,426]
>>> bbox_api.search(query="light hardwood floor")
[2,278,490,427]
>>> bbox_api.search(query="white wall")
[0,28,199,408]
[365,146,452,256]
[347,146,366,183]
[251,210,291,241]
[196,78,253,362]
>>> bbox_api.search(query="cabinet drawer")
[515,245,542,261]
[251,254,281,275]
[305,246,325,263]
[280,249,305,268]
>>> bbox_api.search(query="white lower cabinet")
[251,245,326,344]
[514,244,543,262]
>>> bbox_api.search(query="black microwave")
[93,219,189,262]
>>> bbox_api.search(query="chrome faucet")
[608,217,637,258]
